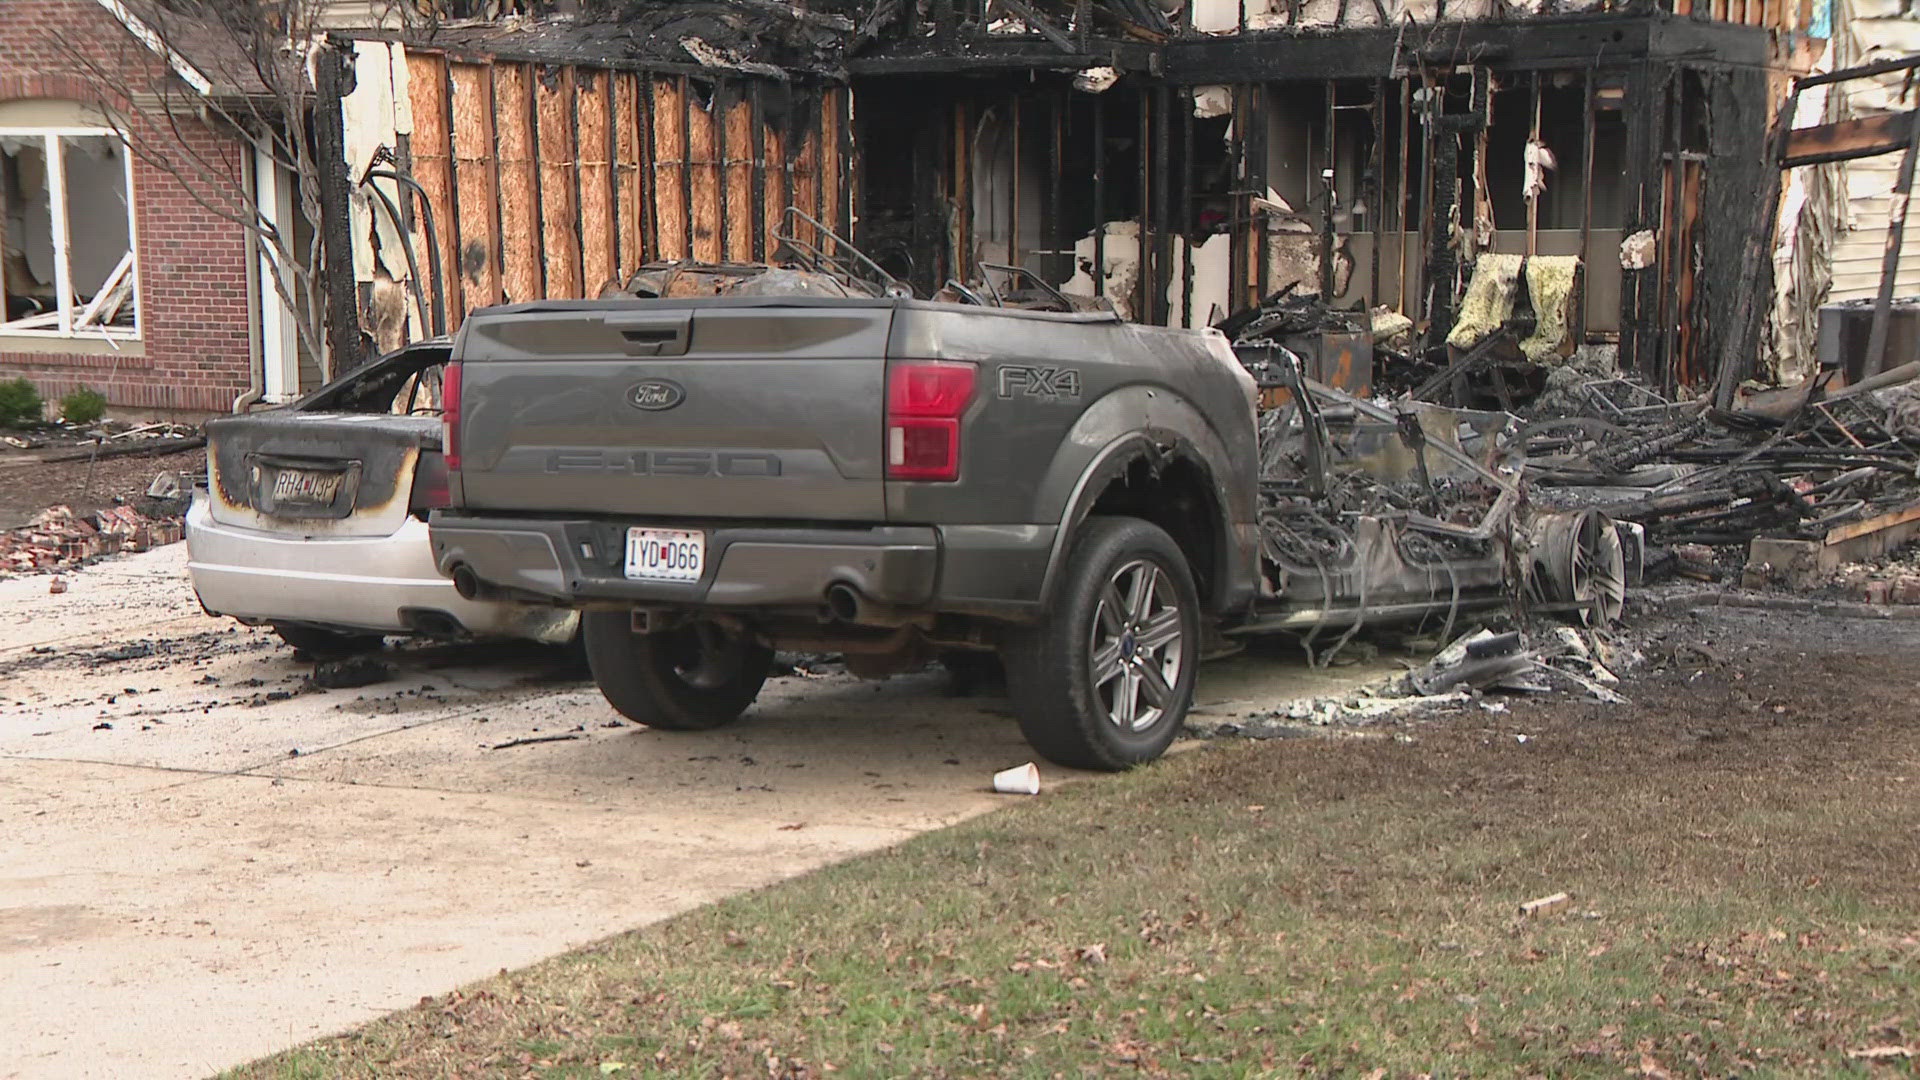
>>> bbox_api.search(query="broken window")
[0,127,139,338]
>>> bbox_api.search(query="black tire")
[582,611,773,731]
[272,623,385,656]
[1001,516,1201,771]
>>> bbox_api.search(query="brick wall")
[0,0,255,416]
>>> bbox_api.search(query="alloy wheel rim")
[1088,559,1186,733]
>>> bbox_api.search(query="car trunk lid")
[205,412,442,538]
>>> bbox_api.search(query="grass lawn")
[229,627,1920,1078]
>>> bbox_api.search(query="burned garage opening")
[857,74,1236,315]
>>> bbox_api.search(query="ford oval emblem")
[627,379,686,411]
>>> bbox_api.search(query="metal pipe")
[365,169,447,337]
[359,177,434,338]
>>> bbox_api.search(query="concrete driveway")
[0,545,1394,1079]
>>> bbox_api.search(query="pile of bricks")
[0,504,184,574]
[1829,549,1920,605]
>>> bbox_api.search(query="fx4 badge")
[627,379,686,411]
[997,365,1081,401]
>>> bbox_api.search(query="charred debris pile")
[1520,368,1920,584]
[1219,282,1920,594]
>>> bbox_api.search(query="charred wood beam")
[1422,70,1487,352]
[849,39,1155,74]
[910,117,946,297]
[1093,96,1106,298]
[1709,75,1798,408]
[995,0,1082,54]
[313,44,364,375]
[1781,110,1920,168]
[1621,61,1664,384]
[1151,15,1764,83]
[1797,50,1920,89]
[751,83,767,261]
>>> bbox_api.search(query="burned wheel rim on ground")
[1089,559,1188,733]
[582,611,773,731]
[1530,510,1628,626]
[1004,517,1201,772]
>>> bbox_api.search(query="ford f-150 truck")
[428,292,1622,770]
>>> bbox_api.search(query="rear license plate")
[270,468,344,506]
[624,528,705,582]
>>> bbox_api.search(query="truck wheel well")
[1085,455,1221,605]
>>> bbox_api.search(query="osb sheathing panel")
[576,69,618,294]
[406,52,463,326]
[410,52,852,299]
[492,64,540,305]
[535,66,582,299]
[449,61,500,312]
[724,93,754,262]
[652,76,689,261]
[688,86,722,263]
[613,72,644,276]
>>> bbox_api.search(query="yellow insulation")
[1445,253,1580,364]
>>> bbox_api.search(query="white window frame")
[0,124,141,341]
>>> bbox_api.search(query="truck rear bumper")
[429,515,948,610]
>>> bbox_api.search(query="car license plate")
[624,528,705,582]
[270,468,343,506]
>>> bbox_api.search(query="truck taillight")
[441,361,463,472]
[886,361,975,482]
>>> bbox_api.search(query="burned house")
[0,0,1853,413]
[847,0,1825,393]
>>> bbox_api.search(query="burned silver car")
[186,340,577,653]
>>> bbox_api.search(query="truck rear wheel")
[583,612,773,731]
[1002,517,1200,771]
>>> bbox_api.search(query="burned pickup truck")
[428,275,1622,770]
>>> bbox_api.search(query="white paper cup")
[992,762,1040,795]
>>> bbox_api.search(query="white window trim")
[0,125,141,344]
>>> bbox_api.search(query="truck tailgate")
[453,301,892,520]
